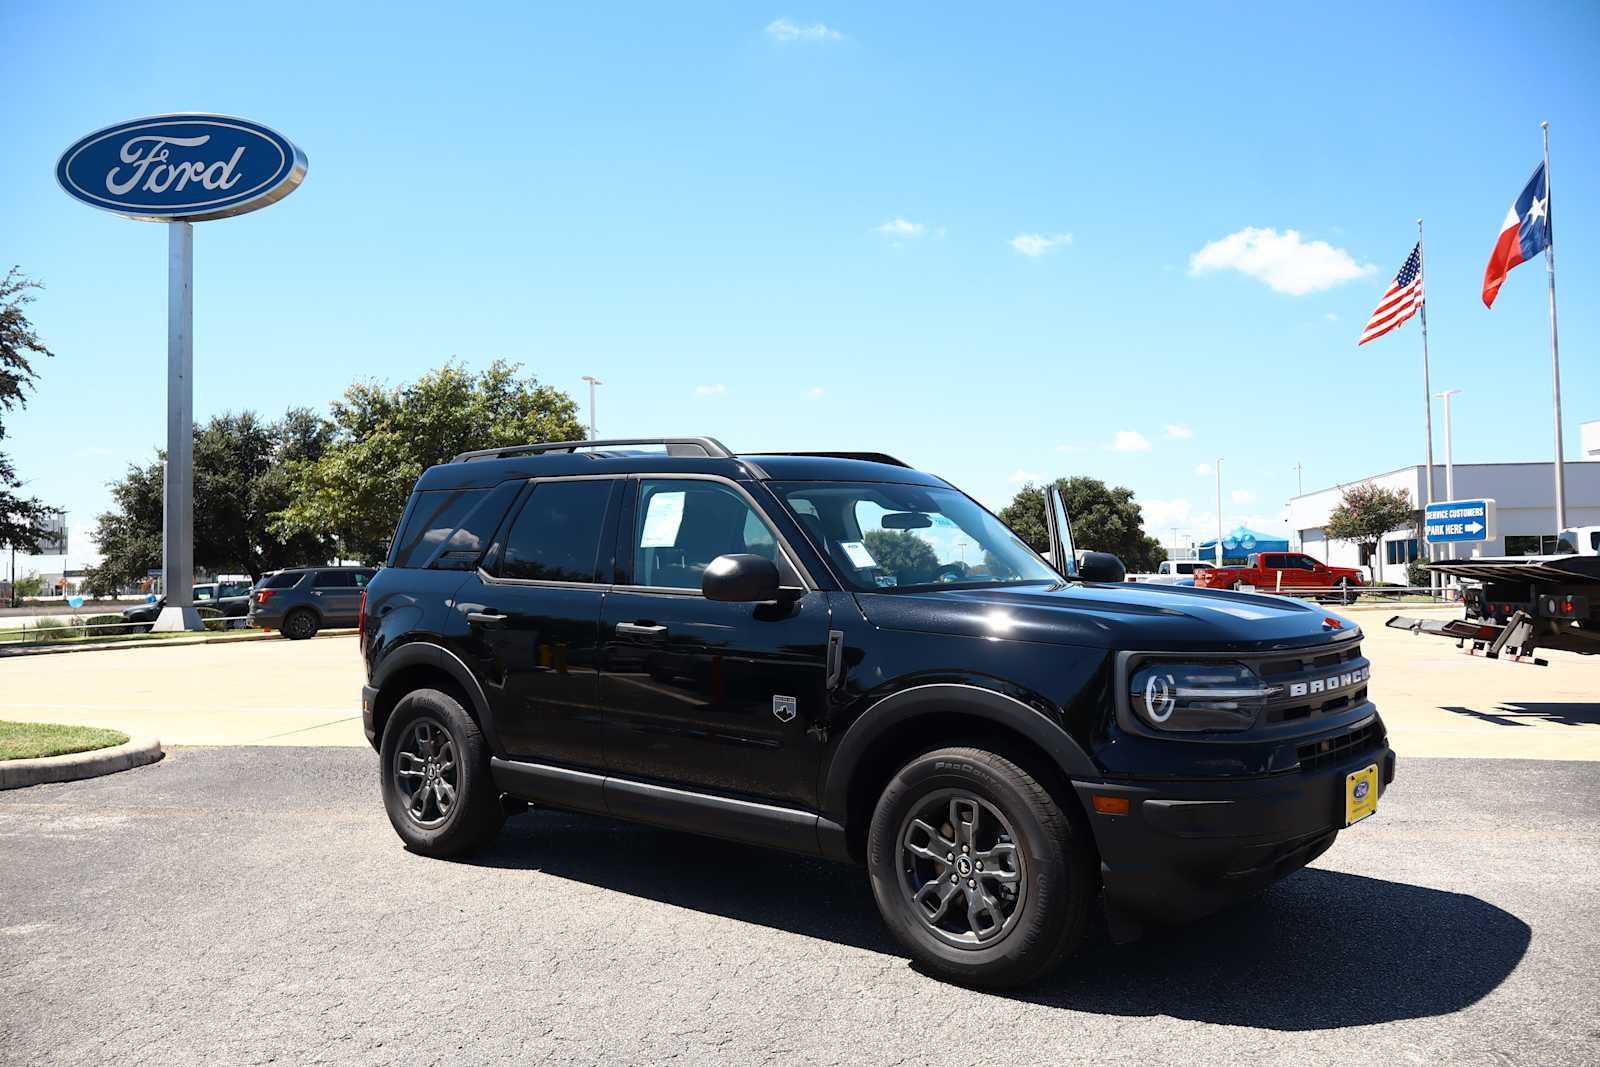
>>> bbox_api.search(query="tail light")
[358,591,367,638]
[256,589,275,605]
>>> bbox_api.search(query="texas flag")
[1482,162,1551,307]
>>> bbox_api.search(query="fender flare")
[819,682,1101,819]
[369,640,500,750]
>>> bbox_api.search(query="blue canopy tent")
[1194,526,1290,566]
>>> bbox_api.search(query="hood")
[854,581,1357,653]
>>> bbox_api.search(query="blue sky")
[4,1,1598,571]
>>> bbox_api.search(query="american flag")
[1358,243,1424,345]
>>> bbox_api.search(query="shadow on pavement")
[468,809,1530,1031]
[1440,701,1600,727]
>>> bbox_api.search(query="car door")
[599,476,830,808]
[457,477,619,766]
[310,570,362,623]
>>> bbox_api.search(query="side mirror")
[703,554,783,603]
[1078,550,1126,583]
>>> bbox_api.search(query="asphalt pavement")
[3,748,1597,1066]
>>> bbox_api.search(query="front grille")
[1296,719,1384,773]
[1258,642,1369,725]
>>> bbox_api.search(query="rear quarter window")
[261,572,305,590]
[389,488,493,568]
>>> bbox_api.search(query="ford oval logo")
[57,114,307,222]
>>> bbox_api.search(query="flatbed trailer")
[1387,553,1600,664]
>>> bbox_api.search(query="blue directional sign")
[57,114,307,223]
[1424,498,1497,544]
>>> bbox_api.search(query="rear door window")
[495,480,614,583]
[314,571,357,588]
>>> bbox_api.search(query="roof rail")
[450,436,734,463]
[758,450,912,469]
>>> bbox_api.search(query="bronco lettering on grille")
[1287,665,1369,699]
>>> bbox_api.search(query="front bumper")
[1075,744,1396,929]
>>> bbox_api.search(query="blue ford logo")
[57,114,307,222]
[1353,780,1370,800]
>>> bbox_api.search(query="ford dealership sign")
[56,114,306,222]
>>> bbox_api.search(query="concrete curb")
[0,629,356,659]
[0,736,164,790]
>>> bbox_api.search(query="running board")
[490,757,851,860]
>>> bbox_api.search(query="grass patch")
[0,721,130,761]
[0,626,267,648]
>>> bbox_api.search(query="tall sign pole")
[162,222,199,629]
[58,115,307,631]
[1416,218,1437,567]
[1541,122,1568,531]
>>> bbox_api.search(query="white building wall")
[1583,420,1600,461]
[1289,461,1600,585]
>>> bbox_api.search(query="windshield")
[770,481,1062,592]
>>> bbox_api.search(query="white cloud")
[1009,233,1073,258]
[1231,489,1257,505]
[766,18,841,42]
[1165,423,1193,440]
[800,386,825,399]
[1111,430,1151,453]
[694,384,727,396]
[1194,463,1212,476]
[1008,468,1045,484]
[874,217,926,238]
[1189,227,1374,295]
[1054,443,1082,453]
[1324,311,1339,321]
[1140,498,1218,534]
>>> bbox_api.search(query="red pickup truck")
[1192,551,1364,594]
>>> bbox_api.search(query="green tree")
[1325,482,1415,575]
[997,476,1166,572]
[88,409,336,589]
[863,529,940,583]
[273,361,585,562]
[1,268,54,553]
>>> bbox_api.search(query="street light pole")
[1214,459,1224,567]
[1436,389,1461,560]
[580,375,602,438]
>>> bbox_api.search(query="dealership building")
[1288,420,1600,585]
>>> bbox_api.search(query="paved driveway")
[2,749,1597,1066]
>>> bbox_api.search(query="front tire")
[866,746,1094,989]
[380,688,504,857]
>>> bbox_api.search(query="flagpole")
[1417,218,1437,570]
[1542,121,1568,531]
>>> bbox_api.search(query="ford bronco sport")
[360,437,1395,988]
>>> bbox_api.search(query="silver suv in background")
[248,566,376,640]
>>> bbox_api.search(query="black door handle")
[467,611,508,626]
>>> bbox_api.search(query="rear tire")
[866,746,1094,989]
[283,608,319,640]
[380,687,504,857]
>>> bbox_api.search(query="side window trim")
[615,473,815,596]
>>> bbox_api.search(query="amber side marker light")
[1092,795,1131,815]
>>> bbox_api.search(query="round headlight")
[1128,662,1277,733]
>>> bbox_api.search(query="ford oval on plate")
[57,114,307,222]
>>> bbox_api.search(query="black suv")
[360,437,1394,988]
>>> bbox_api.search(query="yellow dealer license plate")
[1345,763,1379,826]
